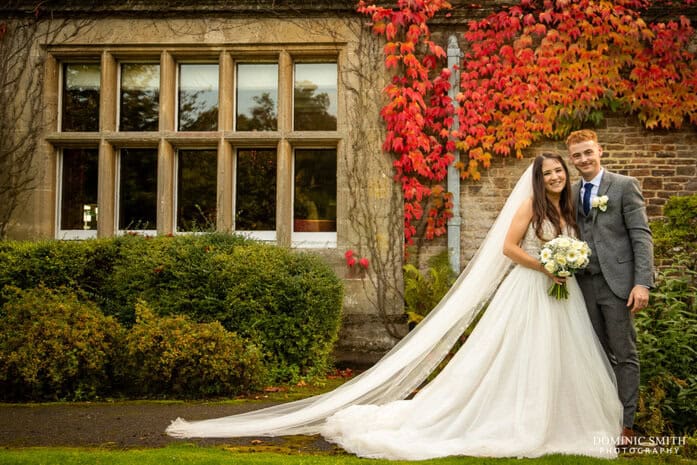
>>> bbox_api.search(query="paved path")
[0,402,337,452]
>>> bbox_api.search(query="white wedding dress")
[319,221,622,460]
[166,165,623,460]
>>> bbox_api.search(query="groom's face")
[568,139,602,181]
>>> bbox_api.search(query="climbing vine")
[357,0,456,245]
[359,0,697,243]
[457,0,697,179]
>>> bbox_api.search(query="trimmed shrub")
[0,286,122,401]
[0,233,343,386]
[83,233,252,325]
[101,237,342,382]
[119,302,267,398]
[217,246,343,381]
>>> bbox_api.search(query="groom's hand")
[627,285,649,314]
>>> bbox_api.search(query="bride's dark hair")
[531,153,578,241]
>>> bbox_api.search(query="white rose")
[558,270,571,277]
[554,254,567,266]
[544,261,557,273]
[557,237,571,248]
[591,195,609,212]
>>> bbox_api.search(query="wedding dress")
[166,165,623,459]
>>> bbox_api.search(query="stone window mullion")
[98,51,117,237]
[218,51,234,232]
[157,51,176,234]
[275,51,293,247]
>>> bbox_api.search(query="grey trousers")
[577,273,640,428]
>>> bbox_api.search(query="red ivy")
[358,0,456,245]
[457,0,697,178]
[359,0,697,243]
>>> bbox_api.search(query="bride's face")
[541,158,566,195]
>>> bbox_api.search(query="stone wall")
[456,116,697,268]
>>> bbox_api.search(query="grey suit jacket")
[573,170,654,299]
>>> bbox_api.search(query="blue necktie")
[582,182,593,215]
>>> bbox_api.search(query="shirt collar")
[585,168,604,187]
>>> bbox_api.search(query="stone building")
[1,0,695,363]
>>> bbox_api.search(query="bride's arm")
[503,199,563,283]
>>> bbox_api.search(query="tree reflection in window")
[236,64,278,131]
[294,149,336,232]
[235,149,276,230]
[120,64,160,131]
[62,64,100,132]
[177,149,217,231]
[61,148,98,230]
[178,64,218,131]
[119,148,157,230]
[294,63,337,131]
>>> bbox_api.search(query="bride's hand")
[544,271,566,285]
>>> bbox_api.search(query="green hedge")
[119,301,267,398]
[0,286,122,401]
[0,287,268,400]
[634,193,697,436]
[0,233,344,392]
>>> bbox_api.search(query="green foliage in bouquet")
[119,301,266,398]
[0,286,122,401]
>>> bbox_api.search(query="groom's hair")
[565,129,598,147]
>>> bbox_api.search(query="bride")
[166,153,623,460]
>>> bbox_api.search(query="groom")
[566,129,654,444]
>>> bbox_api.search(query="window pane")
[60,148,98,230]
[177,149,217,231]
[119,148,157,230]
[120,64,159,131]
[62,64,100,132]
[294,149,336,232]
[179,64,219,131]
[236,64,278,131]
[236,149,276,230]
[294,63,337,131]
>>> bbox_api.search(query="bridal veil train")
[166,164,623,460]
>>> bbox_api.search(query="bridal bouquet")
[539,236,591,300]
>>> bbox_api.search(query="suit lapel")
[573,180,584,220]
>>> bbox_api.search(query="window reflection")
[62,64,100,132]
[120,64,160,131]
[294,149,336,232]
[236,64,278,131]
[236,149,276,230]
[179,64,219,131]
[293,63,337,131]
[119,148,157,230]
[61,148,98,230]
[177,149,217,231]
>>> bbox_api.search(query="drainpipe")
[447,35,462,274]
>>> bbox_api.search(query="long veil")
[166,164,533,438]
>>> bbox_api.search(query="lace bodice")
[521,220,574,257]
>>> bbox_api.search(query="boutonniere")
[591,195,609,212]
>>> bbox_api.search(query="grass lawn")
[0,444,695,465]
